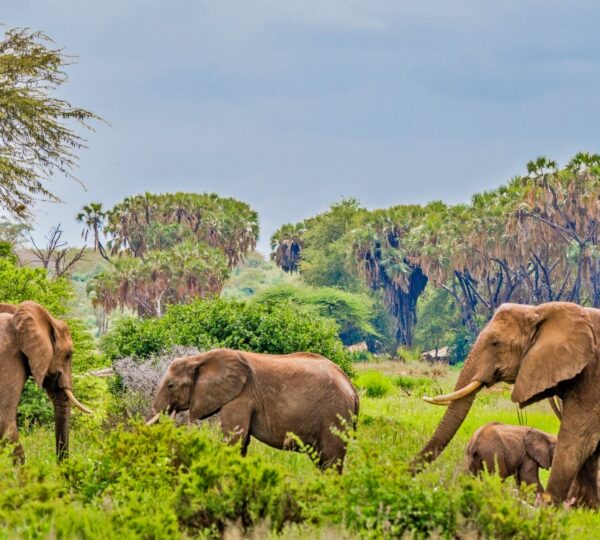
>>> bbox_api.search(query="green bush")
[102,298,353,376]
[0,416,568,539]
[393,375,435,397]
[255,283,381,346]
[355,370,393,398]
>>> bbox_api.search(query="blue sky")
[5,1,600,254]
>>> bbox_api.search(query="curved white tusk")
[422,397,452,406]
[422,380,483,405]
[146,413,161,426]
[65,389,94,415]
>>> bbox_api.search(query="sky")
[4,1,600,254]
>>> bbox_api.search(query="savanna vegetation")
[2,23,600,540]
[272,158,600,353]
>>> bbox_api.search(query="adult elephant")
[147,348,359,471]
[465,422,556,493]
[416,302,600,507]
[0,301,93,461]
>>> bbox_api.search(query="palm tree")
[76,202,109,260]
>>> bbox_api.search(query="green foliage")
[355,370,393,398]
[298,198,366,290]
[396,346,422,362]
[0,27,99,219]
[413,287,463,354]
[221,252,297,300]
[2,363,581,539]
[0,257,72,316]
[102,297,353,376]
[393,375,435,397]
[256,283,380,345]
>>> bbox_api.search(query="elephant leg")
[317,430,347,473]
[0,419,24,464]
[546,429,598,506]
[517,458,543,493]
[567,447,600,509]
[219,402,252,457]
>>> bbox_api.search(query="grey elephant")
[0,301,93,461]
[147,348,359,471]
[466,422,557,492]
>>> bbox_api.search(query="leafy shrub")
[396,346,422,362]
[255,283,381,346]
[393,375,435,397]
[61,421,305,538]
[355,370,393,398]
[102,298,353,376]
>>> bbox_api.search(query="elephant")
[465,422,557,492]
[147,348,359,471]
[416,301,600,507]
[0,301,93,461]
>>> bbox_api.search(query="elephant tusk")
[65,389,94,415]
[146,413,161,425]
[422,397,452,406]
[548,396,562,420]
[422,380,483,405]
[170,410,177,419]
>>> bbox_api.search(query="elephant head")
[417,302,595,464]
[147,349,251,424]
[1,301,93,459]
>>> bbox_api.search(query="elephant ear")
[524,429,557,469]
[190,349,252,420]
[512,302,596,406]
[13,301,56,388]
[0,303,17,314]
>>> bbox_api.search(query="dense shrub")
[355,370,393,398]
[255,283,381,346]
[102,298,353,376]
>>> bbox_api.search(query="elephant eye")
[491,340,500,347]
[168,382,175,389]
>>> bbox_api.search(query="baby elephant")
[147,348,359,471]
[466,422,556,492]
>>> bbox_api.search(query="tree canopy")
[87,192,259,319]
[0,28,99,218]
[271,153,600,348]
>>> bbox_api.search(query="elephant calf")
[147,348,359,471]
[465,422,556,492]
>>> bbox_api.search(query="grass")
[10,362,599,538]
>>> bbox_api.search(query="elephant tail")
[352,393,360,431]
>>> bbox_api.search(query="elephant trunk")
[52,391,71,461]
[147,389,169,423]
[414,355,483,467]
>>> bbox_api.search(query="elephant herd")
[1,300,600,508]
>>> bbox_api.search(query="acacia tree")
[0,28,99,218]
